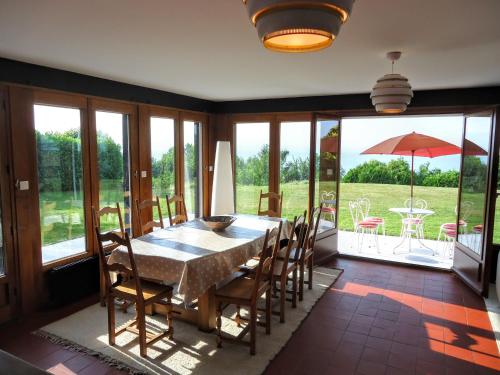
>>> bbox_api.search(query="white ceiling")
[1,0,500,101]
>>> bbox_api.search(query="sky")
[235,115,467,172]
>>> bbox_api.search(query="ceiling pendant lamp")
[371,51,414,114]
[243,0,355,53]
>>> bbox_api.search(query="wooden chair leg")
[279,276,286,323]
[236,305,242,327]
[308,257,313,290]
[292,268,298,308]
[250,306,257,355]
[216,302,222,348]
[265,290,271,334]
[299,260,305,301]
[137,305,147,357]
[99,263,106,307]
[107,294,115,345]
[167,298,174,339]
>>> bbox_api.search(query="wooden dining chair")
[94,220,174,358]
[271,214,307,323]
[257,190,283,217]
[215,223,282,355]
[166,193,188,226]
[298,204,323,301]
[93,204,126,306]
[136,197,164,236]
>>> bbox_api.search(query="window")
[96,111,132,233]
[150,116,176,219]
[183,121,202,218]
[279,121,311,219]
[35,104,86,264]
[235,122,270,214]
[315,119,340,233]
[457,113,492,254]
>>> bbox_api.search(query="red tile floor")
[1,258,499,375]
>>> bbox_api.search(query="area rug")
[35,267,342,375]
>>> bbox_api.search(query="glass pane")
[457,114,492,254]
[183,121,202,218]
[280,121,311,220]
[35,104,86,264]
[235,122,270,214]
[315,119,340,233]
[151,117,175,220]
[96,111,131,233]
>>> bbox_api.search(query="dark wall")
[2,57,500,115]
[0,57,214,113]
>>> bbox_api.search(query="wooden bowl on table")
[201,215,236,231]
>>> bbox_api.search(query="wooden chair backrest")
[93,203,125,252]
[93,208,143,301]
[252,229,271,302]
[136,197,164,235]
[291,211,309,262]
[166,193,188,226]
[258,190,283,218]
[304,204,323,254]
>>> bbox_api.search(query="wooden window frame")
[32,91,93,270]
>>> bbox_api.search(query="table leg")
[197,284,216,332]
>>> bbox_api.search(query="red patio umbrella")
[320,135,338,153]
[361,131,486,207]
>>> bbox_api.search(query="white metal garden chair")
[348,200,379,253]
[401,198,427,240]
[356,197,385,236]
[437,203,472,258]
[320,191,336,228]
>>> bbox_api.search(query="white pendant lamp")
[371,51,414,114]
[211,141,235,216]
[243,0,355,53]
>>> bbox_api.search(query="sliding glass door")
[453,110,496,294]
[314,116,341,236]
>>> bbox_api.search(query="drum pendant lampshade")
[211,141,235,216]
[371,51,414,114]
[243,0,355,53]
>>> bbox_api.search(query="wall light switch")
[209,165,214,172]
[326,169,333,176]
[19,180,29,190]
[141,171,147,178]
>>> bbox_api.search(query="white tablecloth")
[108,214,283,303]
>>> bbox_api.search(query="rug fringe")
[32,330,148,375]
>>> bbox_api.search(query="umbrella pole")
[410,150,414,210]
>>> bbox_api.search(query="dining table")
[108,214,284,331]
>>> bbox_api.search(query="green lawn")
[238,182,500,242]
[39,180,500,247]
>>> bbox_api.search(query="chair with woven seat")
[215,223,282,355]
[272,214,307,322]
[94,203,126,306]
[136,197,164,236]
[93,212,174,358]
[166,193,188,226]
[258,190,283,218]
[296,205,322,301]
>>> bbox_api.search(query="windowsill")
[42,237,89,270]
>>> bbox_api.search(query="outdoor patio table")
[389,207,435,253]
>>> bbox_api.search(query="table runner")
[108,215,283,303]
